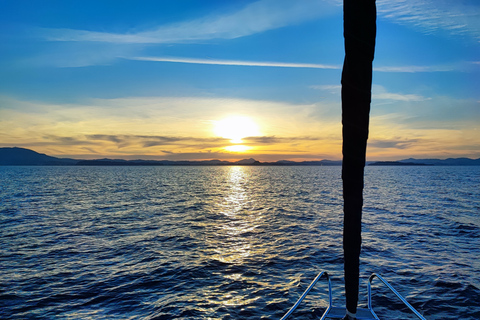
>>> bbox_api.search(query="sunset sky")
[1,0,479,161]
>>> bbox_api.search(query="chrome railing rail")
[280,271,332,320]
[368,273,427,320]
[280,271,427,320]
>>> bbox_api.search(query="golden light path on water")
[199,166,331,312]
[216,167,254,263]
[206,166,266,308]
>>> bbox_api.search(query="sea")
[1,165,479,319]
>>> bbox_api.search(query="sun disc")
[214,116,259,143]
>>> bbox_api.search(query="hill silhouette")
[0,147,77,165]
[1,147,479,166]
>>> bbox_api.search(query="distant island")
[369,158,480,166]
[368,161,433,166]
[1,147,480,166]
[0,147,341,166]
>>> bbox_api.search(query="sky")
[0,0,479,161]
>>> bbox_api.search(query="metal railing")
[368,273,427,320]
[280,271,427,320]
[280,271,332,320]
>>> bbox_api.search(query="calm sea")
[1,166,479,319]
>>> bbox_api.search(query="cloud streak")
[30,0,337,67]
[376,0,480,42]
[244,136,322,144]
[133,55,474,73]
[85,134,327,148]
[132,56,340,69]
[86,134,227,149]
[39,0,478,44]
[31,0,479,70]
[374,65,460,73]
[39,0,336,44]
[372,85,430,102]
[312,84,431,101]
[369,138,419,150]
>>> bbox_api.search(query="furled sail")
[341,0,376,316]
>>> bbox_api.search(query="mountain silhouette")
[0,147,77,165]
[0,147,478,166]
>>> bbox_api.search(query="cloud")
[84,134,326,149]
[309,85,341,93]
[86,134,226,148]
[372,85,430,102]
[2,94,478,160]
[377,0,480,41]
[30,0,479,69]
[132,56,339,69]
[369,138,419,149]
[0,134,94,148]
[28,42,142,68]
[39,1,478,44]
[39,0,337,44]
[377,61,480,73]
[19,0,333,68]
[28,0,339,67]
[373,92,428,102]
[373,65,456,73]
[311,84,430,101]
[244,136,322,144]
[88,134,124,144]
[134,56,476,73]
[43,135,94,146]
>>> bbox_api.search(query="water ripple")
[1,166,479,319]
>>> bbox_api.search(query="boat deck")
[324,307,376,319]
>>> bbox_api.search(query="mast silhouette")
[341,0,376,318]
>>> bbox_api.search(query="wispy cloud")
[373,65,455,73]
[39,0,336,44]
[86,134,226,149]
[311,84,430,102]
[369,138,419,149]
[244,136,322,144]
[377,61,480,73]
[376,0,480,42]
[43,135,95,146]
[373,92,428,102]
[132,56,340,69]
[31,0,479,70]
[40,0,478,44]
[372,85,430,102]
[309,85,341,94]
[2,94,478,160]
[27,42,142,68]
[31,0,337,67]
[133,56,471,73]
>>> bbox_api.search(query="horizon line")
[2,146,479,164]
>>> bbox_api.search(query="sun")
[213,116,260,143]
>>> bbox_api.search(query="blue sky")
[0,0,479,161]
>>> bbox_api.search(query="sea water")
[0,166,479,319]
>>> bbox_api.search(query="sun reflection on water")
[204,166,268,308]
[220,166,249,216]
[211,166,257,264]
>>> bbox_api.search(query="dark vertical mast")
[341,0,376,315]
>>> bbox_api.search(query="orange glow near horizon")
[224,145,251,152]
